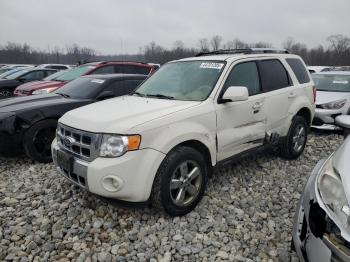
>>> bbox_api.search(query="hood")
[0,94,81,113]
[316,91,350,105]
[0,79,19,87]
[15,80,66,92]
[333,137,350,206]
[60,95,201,133]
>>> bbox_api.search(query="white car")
[52,48,315,216]
[308,66,333,74]
[312,71,350,130]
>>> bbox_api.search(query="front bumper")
[52,138,166,202]
[293,159,350,261]
[312,108,347,130]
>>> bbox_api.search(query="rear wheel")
[23,119,57,163]
[0,88,13,98]
[279,116,308,159]
[151,146,208,216]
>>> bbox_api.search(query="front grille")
[60,167,87,188]
[56,123,100,162]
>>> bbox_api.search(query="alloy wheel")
[292,124,306,153]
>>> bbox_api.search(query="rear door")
[216,60,267,161]
[257,59,294,135]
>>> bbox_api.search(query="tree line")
[0,34,349,66]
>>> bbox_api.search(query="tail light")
[312,86,317,104]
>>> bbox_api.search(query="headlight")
[32,87,57,95]
[319,99,347,110]
[317,156,350,226]
[99,134,141,157]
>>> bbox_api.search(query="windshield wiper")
[56,92,70,98]
[132,91,146,97]
[145,94,175,100]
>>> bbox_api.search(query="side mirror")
[335,115,350,138]
[96,90,114,100]
[218,86,249,104]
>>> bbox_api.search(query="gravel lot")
[0,132,343,262]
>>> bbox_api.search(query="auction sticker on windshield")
[333,80,349,84]
[200,62,224,70]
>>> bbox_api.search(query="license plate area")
[57,150,73,174]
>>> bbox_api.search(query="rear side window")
[115,65,151,75]
[223,62,260,96]
[259,59,290,92]
[93,65,115,74]
[286,58,310,84]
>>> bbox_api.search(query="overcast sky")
[0,0,349,54]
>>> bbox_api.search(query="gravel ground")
[0,132,343,262]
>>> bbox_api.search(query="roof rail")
[195,48,289,57]
[98,61,149,65]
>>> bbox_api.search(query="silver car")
[292,115,350,261]
[312,71,350,130]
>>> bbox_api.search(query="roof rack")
[98,61,149,65]
[195,48,289,57]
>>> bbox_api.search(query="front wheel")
[0,88,13,99]
[151,146,208,216]
[23,119,57,163]
[279,116,308,159]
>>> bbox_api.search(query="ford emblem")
[63,137,75,148]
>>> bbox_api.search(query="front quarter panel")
[135,101,217,166]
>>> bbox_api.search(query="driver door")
[216,60,267,161]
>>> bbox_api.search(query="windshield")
[55,65,93,81]
[5,69,28,79]
[134,61,225,101]
[43,70,67,81]
[0,69,20,79]
[313,74,350,92]
[54,77,105,99]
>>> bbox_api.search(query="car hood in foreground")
[0,94,91,114]
[60,95,202,134]
[316,91,350,105]
[15,80,66,91]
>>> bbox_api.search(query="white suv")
[52,49,315,216]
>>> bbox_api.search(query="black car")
[0,68,57,98]
[0,74,146,162]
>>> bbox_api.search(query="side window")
[223,61,260,96]
[116,65,151,75]
[286,58,310,84]
[259,59,290,92]
[21,71,46,81]
[45,70,56,77]
[93,65,115,74]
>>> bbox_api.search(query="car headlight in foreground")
[32,87,58,95]
[319,99,347,110]
[317,156,350,228]
[99,134,141,157]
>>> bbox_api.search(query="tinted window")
[115,65,151,75]
[56,65,94,81]
[55,77,106,99]
[223,62,260,96]
[105,79,143,96]
[259,59,290,92]
[50,65,68,70]
[21,70,46,81]
[93,65,115,74]
[286,58,310,84]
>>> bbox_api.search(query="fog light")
[102,176,124,192]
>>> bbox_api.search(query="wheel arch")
[295,107,312,127]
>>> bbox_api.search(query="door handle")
[252,102,262,110]
[288,92,296,98]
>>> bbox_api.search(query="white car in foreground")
[52,48,315,216]
[312,71,350,130]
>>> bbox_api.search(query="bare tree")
[327,34,350,53]
[197,38,210,52]
[210,35,223,51]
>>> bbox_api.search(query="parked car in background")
[312,71,350,130]
[0,65,33,75]
[0,68,57,98]
[308,66,333,74]
[36,64,71,70]
[0,68,29,79]
[52,48,315,216]
[0,74,146,162]
[14,70,68,96]
[292,115,350,262]
[14,61,155,96]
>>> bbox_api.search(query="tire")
[279,116,308,159]
[151,146,208,216]
[23,119,57,163]
[0,88,13,99]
